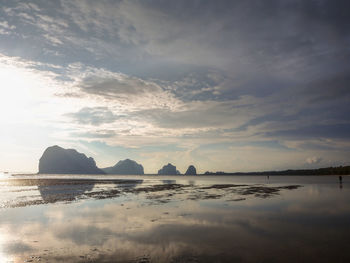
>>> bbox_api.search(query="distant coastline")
[9,165,350,177]
[203,166,350,176]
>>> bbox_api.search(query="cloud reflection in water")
[0,176,349,262]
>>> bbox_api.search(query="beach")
[0,175,349,262]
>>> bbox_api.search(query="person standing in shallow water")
[339,176,343,189]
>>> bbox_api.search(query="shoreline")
[10,173,350,177]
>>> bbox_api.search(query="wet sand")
[0,178,301,208]
[0,175,349,263]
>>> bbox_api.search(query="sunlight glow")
[0,65,40,122]
[0,60,67,125]
[0,231,14,263]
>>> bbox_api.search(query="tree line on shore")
[204,166,350,176]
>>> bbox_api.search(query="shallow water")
[0,175,349,262]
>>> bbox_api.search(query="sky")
[0,0,349,174]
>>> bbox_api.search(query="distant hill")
[158,163,177,175]
[203,166,350,176]
[38,145,105,174]
[103,159,144,175]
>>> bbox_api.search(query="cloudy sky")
[0,0,349,173]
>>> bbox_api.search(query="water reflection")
[38,184,95,203]
[339,176,343,189]
[0,176,349,262]
[161,179,177,184]
[0,178,144,207]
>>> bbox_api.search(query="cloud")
[303,72,350,103]
[3,0,350,75]
[65,107,121,126]
[1,1,350,171]
[3,0,343,82]
[80,75,159,96]
[70,68,183,112]
[2,241,33,254]
[71,130,116,139]
[133,97,259,129]
[265,124,350,140]
[0,20,16,35]
[54,224,114,246]
[306,156,323,165]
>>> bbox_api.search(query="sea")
[0,174,349,263]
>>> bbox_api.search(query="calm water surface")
[0,175,349,262]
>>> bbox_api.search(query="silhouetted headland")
[103,159,144,175]
[38,145,105,174]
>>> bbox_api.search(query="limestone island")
[158,163,181,175]
[103,159,144,175]
[38,145,105,174]
[185,165,197,175]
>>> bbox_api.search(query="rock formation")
[185,165,197,175]
[158,163,177,175]
[38,145,105,174]
[103,159,144,175]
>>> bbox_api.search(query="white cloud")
[0,20,16,34]
[0,20,16,29]
[67,67,184,112]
